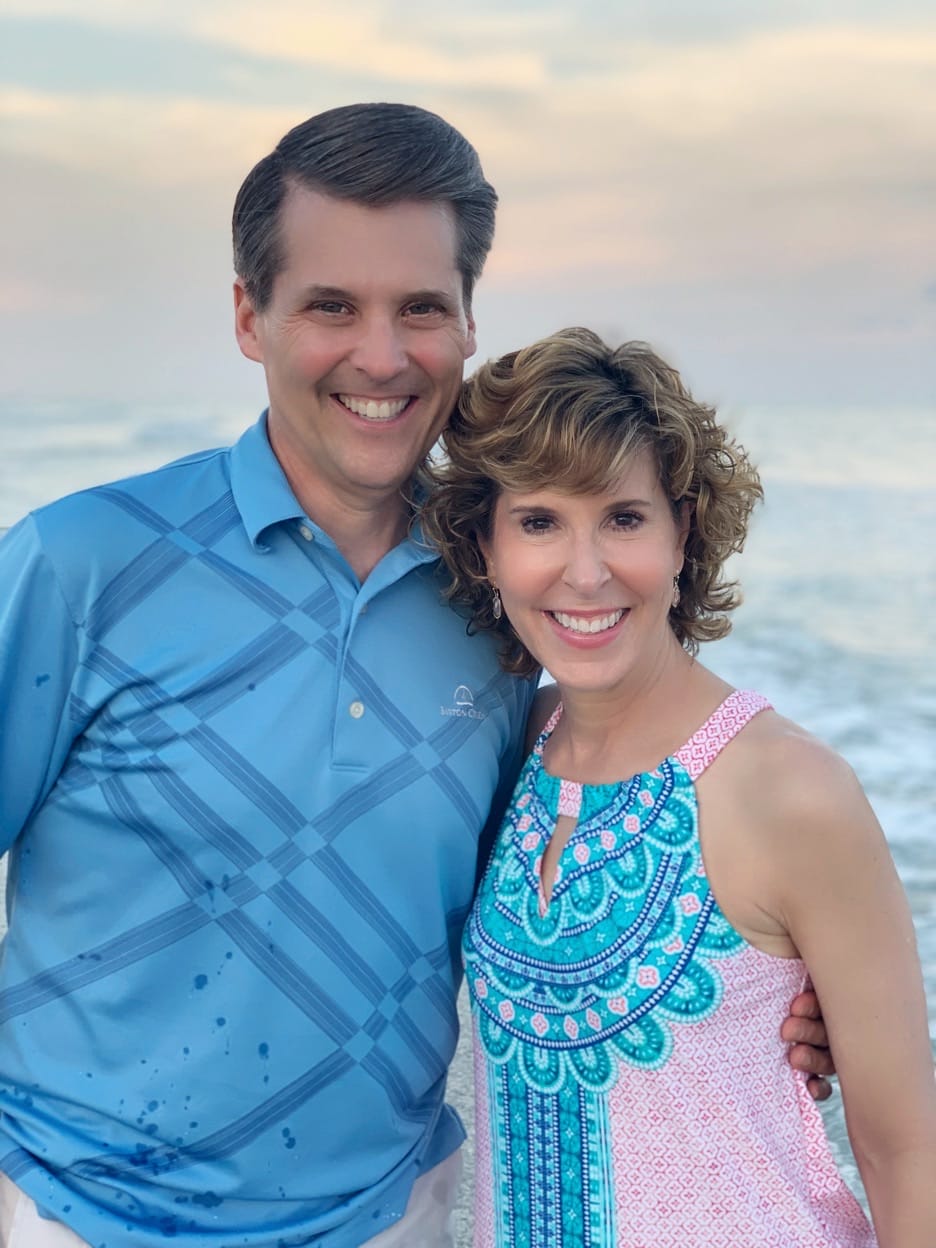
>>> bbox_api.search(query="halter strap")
[535,689,771,787]
[675,689,772,780]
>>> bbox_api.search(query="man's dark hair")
[233,102,497,312]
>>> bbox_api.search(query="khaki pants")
[0,1151,462,1247]
[0,1173,88,1247]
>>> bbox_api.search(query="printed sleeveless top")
[465,690,877,1248]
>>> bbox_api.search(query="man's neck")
[290,473,413,583]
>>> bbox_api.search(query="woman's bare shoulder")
[731,707,870,833]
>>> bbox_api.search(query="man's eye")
[311,301,350,315]
[405,302,443,317]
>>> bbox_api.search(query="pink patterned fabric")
[468,689,876,1247]
[676,687,772,780]
[606,947,874,1245]
[472,1019,497,1246]
[557,778,582,818]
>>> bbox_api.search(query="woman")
[422,329,936,1247]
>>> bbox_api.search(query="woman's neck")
[545,648,731,785]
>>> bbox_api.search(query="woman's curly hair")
[421,327,763,677]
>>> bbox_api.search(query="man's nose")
[350,315,408,381]
[561,537,612,594]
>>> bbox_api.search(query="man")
[0,104,831,1247]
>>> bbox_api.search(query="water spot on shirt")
[258,1042,269,1059]
[193,974,208,990]
[189,1121,198,1129]
[145,1123,159,1135]
[192,1191,223,1208]
[216,1016,226,1027]
[225,951,233,959]
[35,674,50,687]
[182,1047,190,1056]
[147,1100,159,1111]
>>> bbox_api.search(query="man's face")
[235,186,476,512]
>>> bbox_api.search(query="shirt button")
[349,701,365,719]
[298,524,314,542]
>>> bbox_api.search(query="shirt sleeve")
[0,515,81,852]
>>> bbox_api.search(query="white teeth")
[552,610,625,635]
[338,395,409,421]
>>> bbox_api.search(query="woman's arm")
[764,734,936,1247]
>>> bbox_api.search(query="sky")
[1,0,935,410]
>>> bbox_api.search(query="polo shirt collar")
[229,412,307,549]
[228,413,439,570]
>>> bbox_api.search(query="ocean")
[1,399,934,1234]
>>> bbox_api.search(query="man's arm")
[0,515,80,849]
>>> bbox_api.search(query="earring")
[671,574,681,610]
[491,585,503,621]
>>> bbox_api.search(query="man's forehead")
[275,186,465,296]
[279,183,457,241]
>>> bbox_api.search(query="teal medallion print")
[465,750,745,1094]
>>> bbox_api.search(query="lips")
[337,394,411,421]
[549,609,625,635]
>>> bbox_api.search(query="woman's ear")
[676,500,692,557]
[477,529,494,583]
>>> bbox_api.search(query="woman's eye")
[612,511,641,529]
[520,515,554,534]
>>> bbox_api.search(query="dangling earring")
[491,585,503,621]
[671,574,681,610]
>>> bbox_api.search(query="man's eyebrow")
[299,284,352,301]
[298,285,457,306]
[405,288,456,305]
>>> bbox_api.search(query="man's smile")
[337,394,412,421]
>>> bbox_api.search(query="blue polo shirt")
[0,416,534,1247]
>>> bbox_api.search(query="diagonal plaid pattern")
[0,418,535,1248]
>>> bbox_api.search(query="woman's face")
[481,449,688,696]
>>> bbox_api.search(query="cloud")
[187,3,548,91]
[1,3,934,402]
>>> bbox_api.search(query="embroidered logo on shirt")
[440,684,487,720]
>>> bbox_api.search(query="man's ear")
[234,279,264,364]
[464,311,477,361]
